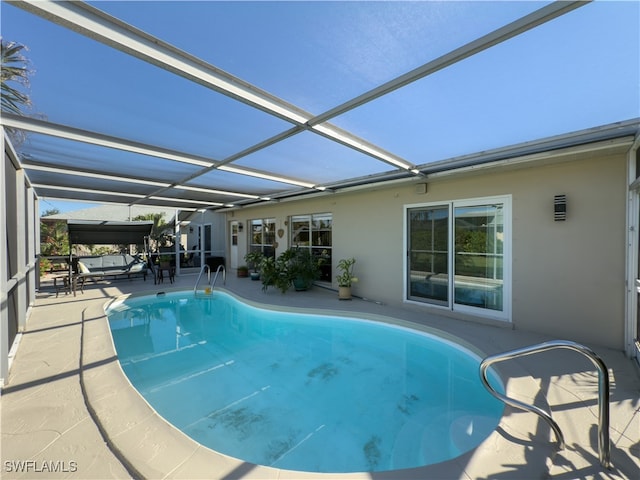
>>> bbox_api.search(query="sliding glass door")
[406,196,510,320]
[454,203,504,311]
[407,206,449,305]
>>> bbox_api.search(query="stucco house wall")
[226,148,627,350]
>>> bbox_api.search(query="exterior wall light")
[554,195,567,221]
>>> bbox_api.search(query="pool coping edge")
[82,289,554,479]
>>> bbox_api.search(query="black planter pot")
[293,277,311,291]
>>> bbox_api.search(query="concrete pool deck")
[2,272,639,479]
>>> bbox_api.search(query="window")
[231,223,238,246]
[406,196,510,320]
[407,206,450,305]
[250,218,276,257]
[290,213,332,282]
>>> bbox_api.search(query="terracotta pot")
[338,286,352,300]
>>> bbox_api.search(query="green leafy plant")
[260,248,320,293]
[158,255,172,264]
[1,40,31,116]
[260,255,287,293]
[336,257,358,287]
[40,209,69,256]
[132,212,172,250]
[244,250,265,273]
[90,245,116,256]
[289,248,320,291]
[39,257,52,277]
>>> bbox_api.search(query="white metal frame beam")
[3,114,322,191]
[23,163,263,200]
[4,0,593,207]
[309,1,590,125]
[2,113,214,167]
[7,0,418,173]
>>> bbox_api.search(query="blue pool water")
[106,291,504,473]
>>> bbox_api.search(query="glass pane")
[312,214,332,281]
[454,204,504,311]
[236,131,390,183]
[263,219,276,246]
[311,214,332,248]
[408,207,449,304]
[291,216,310,246]
[250,218,276,256]
[332,2,639,167]
[313,247,332,282]
[251,220,263,246]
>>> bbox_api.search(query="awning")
[67,220,154,245]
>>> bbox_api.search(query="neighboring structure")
[42,204,179,223]
[41,204,227,272]
[41,204,180,256]
[175,211,226,272]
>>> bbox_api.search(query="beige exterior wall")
[226,150,628,350]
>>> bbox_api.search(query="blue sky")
[39,199,100,216]
[1,1,638,215]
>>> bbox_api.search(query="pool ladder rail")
[193,264,226,294]
[479,340,610,469]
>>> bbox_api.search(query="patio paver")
[2,272,638,479]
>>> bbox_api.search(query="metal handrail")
[210,264,226,289]
[479,340,610,468]
[193,264,211,293]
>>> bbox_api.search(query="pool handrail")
[193,264,211,293]
[210,264,226,289]
[479,340,610,469]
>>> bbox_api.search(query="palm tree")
[132,213,173,251]
[1,39,31,115]
[40,209,69,256]
[2,38,32,146]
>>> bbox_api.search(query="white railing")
[210,265,226,289]
[193,264,211,293]
[479,340,610,468]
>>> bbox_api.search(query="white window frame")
[250,218,276,257]
[290,213,333,282]
[404,195,512,322]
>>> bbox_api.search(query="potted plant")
[244,250,264,280]
[158,255,172,268]
[260,248,320,293]
[288,248,320,291]
[237,265,249,278]
[336,257,357,300]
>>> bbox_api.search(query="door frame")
[625,135,640,362]
[230,221,239,269]
[403,195,512,323]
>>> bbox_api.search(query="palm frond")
[1,38,32,115]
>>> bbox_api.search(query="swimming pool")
[106,290,504,473]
